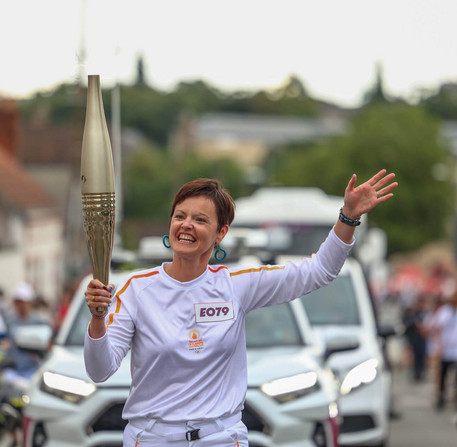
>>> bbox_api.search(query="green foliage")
[18,74,457,256]
[20,83,86,124]
[117,77,322,145]
[123,145,246,226]
[269,103,455,253]
[221,76,321,117]
[114,85,181,146]
[20,75,324,146]
[422,84,457,120]
[123,146,174,220]
[175,154,248,199]
[172,81,223,113]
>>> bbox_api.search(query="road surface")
[386,337,457,447]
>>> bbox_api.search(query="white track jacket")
[84,228,353,425]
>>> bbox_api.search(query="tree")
[421,83,457,120]
[119,85,182,146]
[123,145,246,246]
[135,55,147,87]
[269,103,455,254]
[363,63,388,105]
[123,146,174,220]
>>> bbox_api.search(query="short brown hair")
[170,178,235,231]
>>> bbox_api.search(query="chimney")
[0,100,19,157]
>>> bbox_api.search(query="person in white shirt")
[420,295,444,402]
[433,291,457,410]
[84,169,397,446]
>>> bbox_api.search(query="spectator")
[433,290,457,410]
[0,282,51,447]
[1,282,50,383]
[402,295,427,381]
[0,288,7,341]
[420,294,444,403]
[34,294,53,326]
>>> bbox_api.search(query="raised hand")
[342,169,398,219]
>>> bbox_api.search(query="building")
[0,100,64,304]
[172,112,347,168]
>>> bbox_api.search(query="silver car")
[299,258,395,447]
[22,271,349,447]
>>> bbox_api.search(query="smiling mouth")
[178,234,196,243]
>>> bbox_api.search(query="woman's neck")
[165,256,209,282]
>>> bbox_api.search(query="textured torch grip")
[82,192,115,312]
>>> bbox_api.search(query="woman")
[84,169,397,446]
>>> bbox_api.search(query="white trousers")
[123,419,249,446]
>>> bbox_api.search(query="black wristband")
[339,208,361,226]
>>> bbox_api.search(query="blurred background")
[1,0,456,313]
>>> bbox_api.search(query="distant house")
[0,102,64,304]
[441,120,457,158]
[18,122,87,280]
[172,112,347,168]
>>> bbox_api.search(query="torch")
[81,75,115,312]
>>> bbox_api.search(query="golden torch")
[81,74,115,311]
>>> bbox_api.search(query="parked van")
[226,187,389,299]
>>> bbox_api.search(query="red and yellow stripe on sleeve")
[107,270,159,326]
[230,265,285,276]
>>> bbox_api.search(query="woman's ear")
[216,224,229,244]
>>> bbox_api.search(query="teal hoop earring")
[214,244,227,262]
[162,235,171,249]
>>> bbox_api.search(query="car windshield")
[233,224,332,255]
[281,225,334,255]
[64,274,128,346]
[300,274,361,325]
[66,300,304,348]
[66,302,92,346]
[246,303,303,348]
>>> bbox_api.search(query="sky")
[2,0,457,107]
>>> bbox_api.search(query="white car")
[21,271,355,447]
[298,258,395,447]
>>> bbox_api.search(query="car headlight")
[340,358,379,395]
[40,371,97,403]
[261,371,320,403]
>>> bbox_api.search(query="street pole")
[111,81,122,247]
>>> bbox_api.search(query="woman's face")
[169,195,228,260]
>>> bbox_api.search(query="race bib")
[195,302,234,323]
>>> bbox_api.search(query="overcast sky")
[2,0,456,107]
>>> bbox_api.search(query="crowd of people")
[391,261,457,411]
[0,281,74,446]
[0,281,75,346]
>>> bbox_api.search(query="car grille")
[313,422,330,447]
[340,415,375,433]
[241,403,270,435]
[87,402,127,434]
[31,422,47,447]
[87,401,270,436]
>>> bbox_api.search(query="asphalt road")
[381,299,457,447]
[389,364,457,447]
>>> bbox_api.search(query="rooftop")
[195,112,347,146]
[0,148,56,213]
